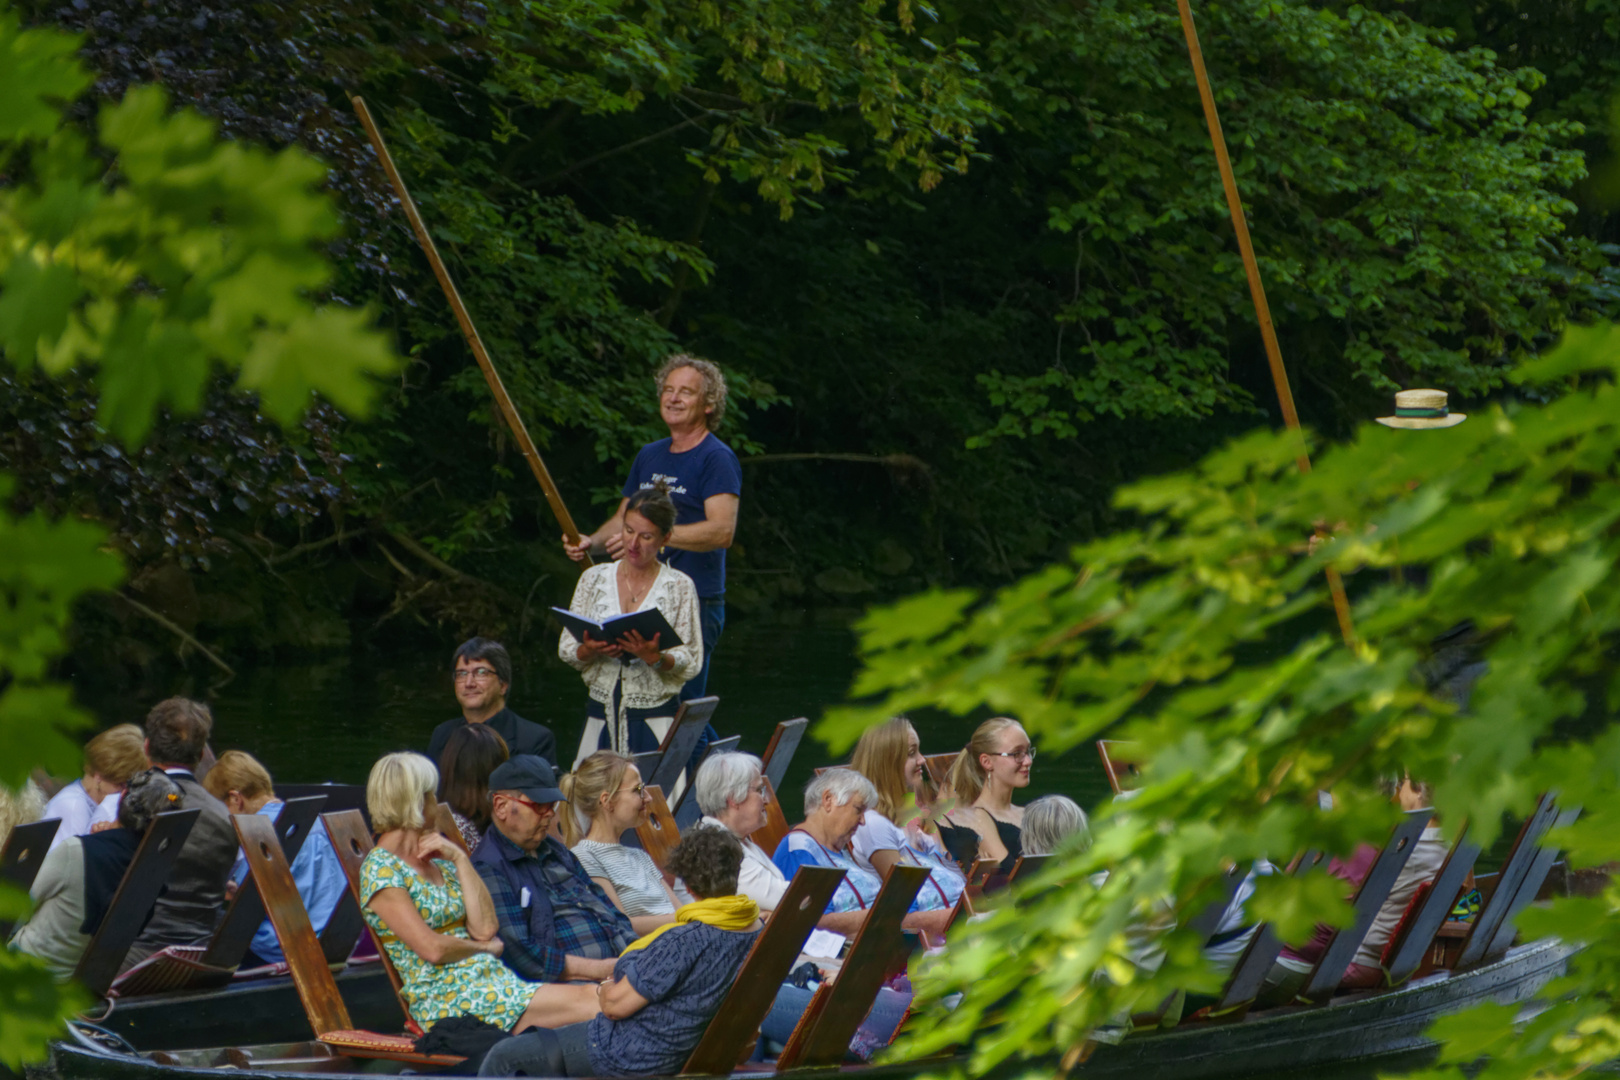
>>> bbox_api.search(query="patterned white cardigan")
[558,561,703,753]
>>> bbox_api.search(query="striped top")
[571,840,675,917]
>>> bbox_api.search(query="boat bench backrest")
[202,795,327,969]
[1458,794,1577,968]
[760,718,810,795]
[749,777,791,857]
[0,817,61,893]
[647,696,720,794]
[635,785,683,870]
[74,809,200,997]
[773,864,931,1071]
[680,865,844,1074]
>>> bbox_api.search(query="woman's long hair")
[850,717,930,822]
[557,751,632,846]
[437,725,509,833]
[945,717,1024,807]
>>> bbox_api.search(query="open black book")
[551,606,685,650]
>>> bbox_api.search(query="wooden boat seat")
[74,809,201,998]
[760,718,810,794]
[634,785,683,870]
[680,865,845,1074]
[749,776,791,857]
[774,864,931,1070]
[1,817,61,892]
[1293,809,1435,1003]
[646,696,721,799]
[107,796,331,998]
[246,812,456,1065]
[1096,739,1147,796]
[320,810,426,1037]
[1456,794,1577,968]
[1378,822,1481,986]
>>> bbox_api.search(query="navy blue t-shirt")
[622,433,741,598]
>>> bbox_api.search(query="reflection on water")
[72,613,1114,813]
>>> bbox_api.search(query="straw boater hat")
[1375,388,1466,430]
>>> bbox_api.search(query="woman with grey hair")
[1020,795,1090,856]
[10,768,182,979]
[770,769,951,938]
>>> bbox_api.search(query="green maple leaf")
[236,306,398,425]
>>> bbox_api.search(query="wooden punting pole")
[352,96,591,564]
[1173,0,1357,650]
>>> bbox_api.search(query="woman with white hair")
[358,752,596,1033]
[772,768,951,937]
[1020,794,1090,856]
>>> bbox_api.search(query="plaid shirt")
[473,828,635,982]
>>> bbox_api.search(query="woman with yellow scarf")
[480,827,760,1077]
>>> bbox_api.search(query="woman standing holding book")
[561,483,703,767]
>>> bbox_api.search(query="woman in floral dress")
[359,752,596,1032]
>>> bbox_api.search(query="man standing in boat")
[564,356,739,762]
[428,637,559,766]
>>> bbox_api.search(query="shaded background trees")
[5,0,1616,674]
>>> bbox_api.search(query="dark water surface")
[74,612,1114,813]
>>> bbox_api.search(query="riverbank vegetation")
[4,0,1617,680]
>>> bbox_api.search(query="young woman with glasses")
[559,751,679,934]
[938,717,1036,874]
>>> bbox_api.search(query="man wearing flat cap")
[473,755,635,983]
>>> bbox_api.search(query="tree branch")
[112,592,236,678]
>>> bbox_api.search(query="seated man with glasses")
[473,755,637,984]
[428,637,558,766]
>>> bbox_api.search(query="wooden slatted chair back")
[1456,794,1560,968]
[749,777,791,858]
[760,718,809,794]
[675,735,742,830]
[963,857,999,897]
[235,812,353,1035]
[681,866,845,1074]
[1296,809,1432,1003]
[0,817,60,892]
[1476,801,1579,964]
[74,809,200,997]
[1096,740,1147,796]
[635,785,683,869]
[321,810,410,1008]
[774,864,930,1071]
[647,697,720,794]
[1381,825,1481,986]
[1213,849,1327,1015]
[202,796,327,969]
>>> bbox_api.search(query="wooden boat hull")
[85,966,402,1053]
[35,938,1574,1080]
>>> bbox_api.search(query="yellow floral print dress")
[359,847,536,1030]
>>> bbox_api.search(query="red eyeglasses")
[507,795,558,817]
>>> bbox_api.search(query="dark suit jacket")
[428,708,558,767]
[119,771,239,972]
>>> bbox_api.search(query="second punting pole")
[352,96,591,565]
[1172,0,1356,650]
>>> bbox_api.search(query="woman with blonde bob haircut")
[359,752,596,1033]
[848,718,965,911]
[42,723,148,849]
[937,717,1033,873]
[559,751,679,933]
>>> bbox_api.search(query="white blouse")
[559,562,702,753]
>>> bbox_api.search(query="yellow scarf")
[620,894,760,954]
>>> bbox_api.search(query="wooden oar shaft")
[352,96,591,562]
[1172,2,1356,650]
